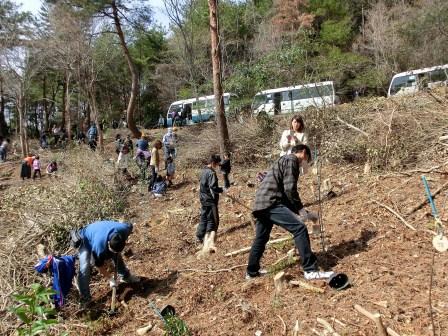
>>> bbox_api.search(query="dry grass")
[0,147,130,334]
[176,89,448,171]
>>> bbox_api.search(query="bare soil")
[1,135,447,336]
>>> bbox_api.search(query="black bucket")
[328,273,350,290]
[161,305,176,317]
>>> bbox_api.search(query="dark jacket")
[199,166,223,206]
[252,154,303,215]
[220,159,231,174]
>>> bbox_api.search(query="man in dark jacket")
[246,144,334,281]
[76,220,140,306]
[196,154,223,244]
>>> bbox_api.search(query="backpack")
[34,255,76,307]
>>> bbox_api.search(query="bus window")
[223,96,230,105]
[317,84,333,97]
[281,91,292,101]
[389,75,417,95]
[430,69,447,82]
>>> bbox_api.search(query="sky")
[12,0,171,29]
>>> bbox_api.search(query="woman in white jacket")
[279,115,308,156]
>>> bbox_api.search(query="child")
[124,135,133,156]
[196,154,223,244]
[166,155,175,186]
[220,152,231,189]
[46,161,58,176]
[116,139,130,172]
[32,155,42,180]
[148,140,162,191]
[152,175,168,198]
[114,134,123,155]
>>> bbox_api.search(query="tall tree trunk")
[0,77,8,137]
[43,74,49,132]
[111,0,141,138]
[65,71,72,141]
[89,86,103,151]
[62,79,67,129]
[208,0,231,154]
[18,93,29,156]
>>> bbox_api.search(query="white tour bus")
[166,93,233,126]
[388,64,448,97]
[252,81,335,115]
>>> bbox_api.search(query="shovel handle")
[111,286,117,311]
[421,175,439,219]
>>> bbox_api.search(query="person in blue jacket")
[77,220,140,306]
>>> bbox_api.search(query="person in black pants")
[220,152,231,189]
[246,144,334,281]
[196,154,223,244]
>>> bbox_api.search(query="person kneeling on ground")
[246,144,334,281]
[196,154,223,244]
[152,175,168,197]
[73,220,140,307]
[46,161,58,176]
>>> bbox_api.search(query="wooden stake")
[354,304,387,336]
[289,280,325,293]
[292,320,300,336]
[317,317,341,336]
[136,323,153,335]
[274,271,286,294]
[225,236,291,257]
[386,327,401,336]
[373,200,416,231]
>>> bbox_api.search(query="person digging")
[246,144,334,281]
[73,220,140,308]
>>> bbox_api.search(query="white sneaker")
[245,269,268,280]
[120,274,140,284]
[304,271,334,280]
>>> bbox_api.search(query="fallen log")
[373,200,416,231]
[224,236,291,257]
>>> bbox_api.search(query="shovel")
[422,175,448,252]
[109,258,118,315]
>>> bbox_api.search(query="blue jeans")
[78,242,130,302]
[246,205,318,276]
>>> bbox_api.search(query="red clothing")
[24,156,34,166]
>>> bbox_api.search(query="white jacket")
[279,130,308,156]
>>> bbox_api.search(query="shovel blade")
[433,235,448,252]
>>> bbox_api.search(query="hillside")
[0,93,448,336]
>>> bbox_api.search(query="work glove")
[298,208,319,223]
[109,278,118,288]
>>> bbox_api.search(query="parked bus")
[166,93,233,126]
[388,64,448,97]
[252,81,335,115]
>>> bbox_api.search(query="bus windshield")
[168,103,183,118]
[252,93,267,110]
[389,75,417,96]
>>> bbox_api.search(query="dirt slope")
[71,160,447,335]
[1,124,447,335]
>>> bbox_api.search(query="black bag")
[69,229,82,248]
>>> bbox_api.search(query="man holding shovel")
[74,220,140,307]
[246,144,334,280]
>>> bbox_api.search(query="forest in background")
[1,0,447,139]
